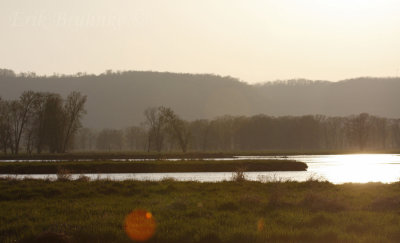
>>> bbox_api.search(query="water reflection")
[1,154,400,184]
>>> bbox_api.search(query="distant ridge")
[1,69,399,128]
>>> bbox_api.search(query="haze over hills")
[0,69,399,129]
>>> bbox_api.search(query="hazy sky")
[1,0,400,83]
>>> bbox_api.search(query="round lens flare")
[124,209,156,242]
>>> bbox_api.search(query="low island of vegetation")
[0,159,307,174]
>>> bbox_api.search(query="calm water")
[2,154,400,184]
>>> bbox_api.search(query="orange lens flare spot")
[145,212,152,219]
[257,218,265,232]
[124,210,156,242]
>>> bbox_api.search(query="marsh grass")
[2,179,400,242]
[301,192,347,212]
[369,196,400,211]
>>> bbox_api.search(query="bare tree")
[31,93,50,153]
[0,98,12,153]
[0,68,16,77]
[372,117,388,149]
[9,91,37,154]
[44,94,65,153]
[346,113,371,151]
[62,91,87,152]
[0,91,88,154]
[189,119,210,151]
[144,107,167,152]
[392,120,400,149]
[159,107,191,153]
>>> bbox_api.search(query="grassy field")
[2,178,400,242]
[0,160,307,174]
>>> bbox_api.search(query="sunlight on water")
[307,154,400,184]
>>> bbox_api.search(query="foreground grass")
[2,179,400,242]
[0,160,307,174]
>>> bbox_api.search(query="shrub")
[231,167,247,182]
[56,168,72,181]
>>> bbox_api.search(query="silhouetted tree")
[392,120,400,149]
[189,119,210,151]
[144,107,167,152]
[160,107,191,153]
[9,91,37,154]
[346,113,371,151]
[62,91,87,152]
[0,91,87,154]
[0,68,16,77]
[0,98,12,153]
[42,93,65,153]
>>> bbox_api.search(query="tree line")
[77,107,400,153]
[0,91,87,154]
[1,91,400,154]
